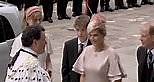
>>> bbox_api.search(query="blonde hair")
[89,26,106,37]
[23,6,43,26]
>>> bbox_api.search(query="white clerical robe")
[5,47,51,82]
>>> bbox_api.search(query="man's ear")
[32,39,37,47]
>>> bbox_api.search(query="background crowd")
[1,0,154,82]
[0,0,154,23]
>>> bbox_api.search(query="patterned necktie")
[78,43,84,55]
[148,50,153,70]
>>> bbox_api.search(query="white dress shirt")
[78,38,88,52]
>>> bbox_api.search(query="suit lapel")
[76,39,91,56]
[140,48,148,76]
[73,39,91,62]
[72,38,78,62]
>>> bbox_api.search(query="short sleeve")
[107,51,127,81]
[72,49,86,74]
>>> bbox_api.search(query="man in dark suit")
[85,0,113,17]
[85,0,99,17]
[127,0,141,8]
[40,0,53,23]
[72,0,83,17]
[137,21,154,82]
[115,0,128,10]
[62,15,91,82]
[57,0,71,20]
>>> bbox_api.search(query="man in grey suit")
[137,21,154,82]
[61,15,91,82]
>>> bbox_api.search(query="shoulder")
[137,46,146,52]
[106,47,119,59]
[64,38,77,45]
[13,33,22,44]
[137,46,147,57]
[85,45,93,50]
[137,46,147,60]
[14,33,22,41]
[83,45,94,53]
[21,52,39,68]
[106,47,116,54]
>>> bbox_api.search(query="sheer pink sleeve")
[107,49,127,81]
[72,49,86,75]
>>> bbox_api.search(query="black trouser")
[72,0,83,14]
[115,0,124,7]
[86,0,99,16]
[57,0,68,17]
[100,0,105,10]
[40,0,53,19]
[142,0,148,4]
[100,0,110,10]
[127,0,137,6]
[24,0,38,10]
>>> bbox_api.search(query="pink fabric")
[90,13,106,27]
[73,45,126,82]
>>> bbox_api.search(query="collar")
[78,38,88,46]
[21,47,38,56]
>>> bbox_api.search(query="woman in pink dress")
[73,13,126,82]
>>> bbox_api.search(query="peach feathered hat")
[87,13,106,33]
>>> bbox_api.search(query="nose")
[78,31,82,36]
[36,20,41,24]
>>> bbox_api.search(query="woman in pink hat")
[73,13,127,82]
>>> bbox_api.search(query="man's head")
[140,21,154,49]
[21,25,46,54]
[74,15,90,42]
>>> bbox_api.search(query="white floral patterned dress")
[5,47,51,82]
